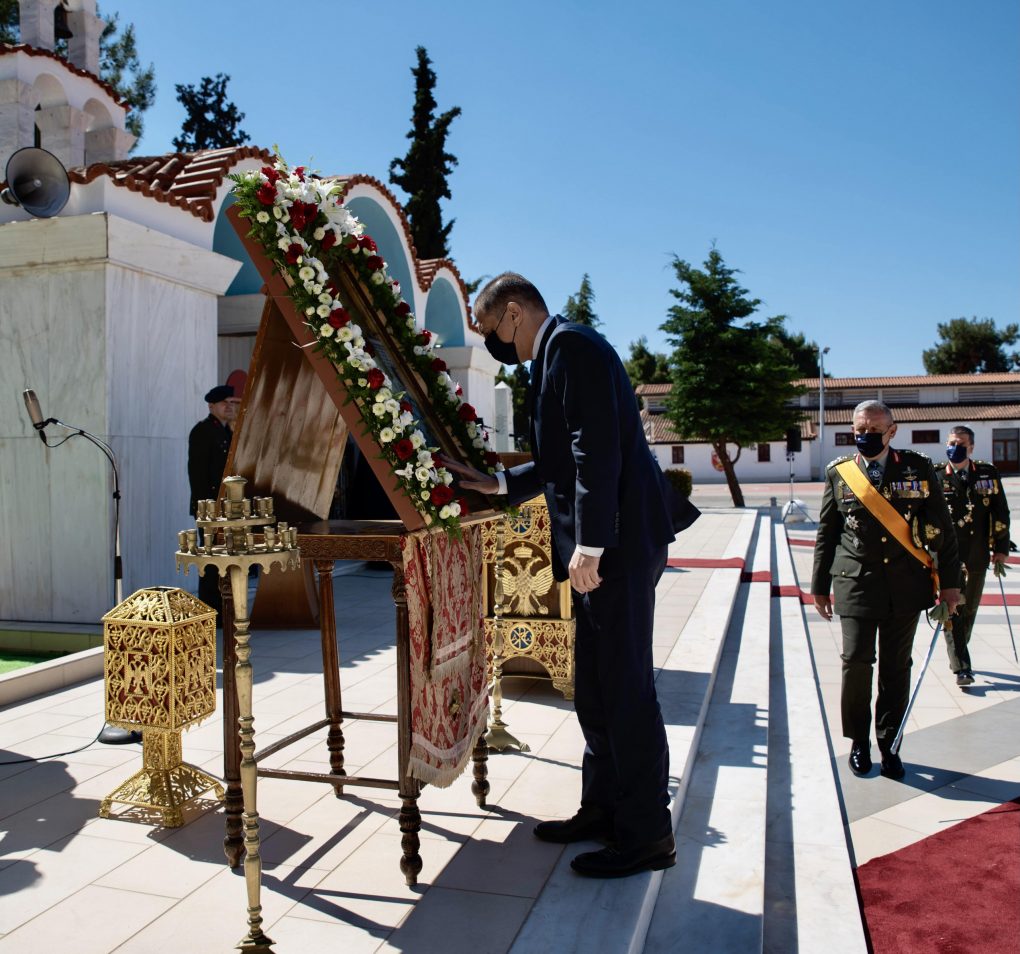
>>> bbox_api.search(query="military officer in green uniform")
[941,425,1011,686]
[812,401,961,780]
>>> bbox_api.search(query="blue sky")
[114,0,1019,377]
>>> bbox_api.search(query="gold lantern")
[482,495,576,701]
[100,586,223,826]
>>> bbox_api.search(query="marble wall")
[0,213,239,623]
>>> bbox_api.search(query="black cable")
[0,724,122,765]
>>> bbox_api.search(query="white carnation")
[358,377,368,387]
[313,227,326,241]
[273,206,283,220]
[373,403,387,417]
[449,502,461,517]
[337,327,353,342]
[305,306,315,316]
[442,470,453,486]
[421,490,430,501]
[298,266,315,281]
[319,324,334,338]
[278,237,291,252]
[379,427,395,443]
[316,304,331,318]
[410,431,425,449]
[371,272,385,285]
[318,293,332,305]
[415,467,431,483]
[256,211,270,224]
[439,505,451,520]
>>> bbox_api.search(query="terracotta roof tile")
[794,373,1020,388]
[67,145,272,221]
[0,43,126,107]
[635,383,672,396]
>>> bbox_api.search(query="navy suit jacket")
[504,318,699,581]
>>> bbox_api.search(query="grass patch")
[0,651,68,675]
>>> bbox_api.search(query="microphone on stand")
[23,389,49,440]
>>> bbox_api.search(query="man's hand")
[992,552,1008,566]
[569,550,602,594]
[438,455,499,495]
[814,595,833,621]
[940,587,962,615]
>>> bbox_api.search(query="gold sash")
[835,460,940,593]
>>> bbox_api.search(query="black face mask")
[855,432,887,458]
[946,444,968,465]
[484,308,521,365]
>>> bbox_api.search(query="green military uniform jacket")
[940,458,1011,575]
[812,448,962,619]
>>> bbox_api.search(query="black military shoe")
[570,834,677,879]
[534,806,613,844]
[880,751,905,780]
[956,670,975,687]
[848,741,872,776]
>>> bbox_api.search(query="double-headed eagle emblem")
[501,544,555,616]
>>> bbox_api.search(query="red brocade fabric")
[856,797,1020,954]
[401,525,488,787]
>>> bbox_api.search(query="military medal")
[845,514,860,531]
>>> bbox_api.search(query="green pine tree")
[624,336,671,388]
[98,10,155,144]
[661,248,804,507]
[563,274,601,327]
[389,47,462,259]
[172,73,249,151]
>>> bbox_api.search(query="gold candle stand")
[176,476,300,954]
[484,519,530,753]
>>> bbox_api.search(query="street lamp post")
[818,346,830,478]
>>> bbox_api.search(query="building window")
[757,443,771,462]
[671,445,685,464]
[912,429,940,444]
[835,432,855,446]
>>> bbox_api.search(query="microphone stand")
[33,416,135,745]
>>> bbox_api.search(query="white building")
[639,373,1020,485]
[0,0,496,625]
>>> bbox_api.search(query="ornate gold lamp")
[176,474,299,954]
[100,586,222,827]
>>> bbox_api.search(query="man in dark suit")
[812,401,961,780]
[446,272,698,878]
[188,384,240,616]
[941,425,1011,685]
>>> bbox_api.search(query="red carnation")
[365,255,385,271]
[417,329,432,345]
[455,385,463,396]
[359,235,378,253]
[294,165,306,180]
[344,235,359,250]
[289,200,318,232]
[285,243,303,265]
[256,182,276,205]
[366,368,385,390]
[320,229,337,250]
[395,302,411,316]
[400,400,413,413]
[458,403,477,422]
[457,496,470,516]
[430,485,454,507]
[261,166,282,183]
[484,451,499,467]
[394,439,415,461]
[328,308,350,329]
[431,358,448,373]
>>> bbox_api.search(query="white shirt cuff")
[576,544,604,557]
[494,471,508,495]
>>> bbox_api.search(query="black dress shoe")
[956,670,975,687]
[534,806,613,844]
[570,834,677,879]
[848,741,872,776]
[880,751,905,780]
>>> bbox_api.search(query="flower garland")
[229,156,501,533]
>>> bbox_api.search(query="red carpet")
[856,797,1020,954]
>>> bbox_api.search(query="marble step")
[644,513,773,953]
[508,510,759,954]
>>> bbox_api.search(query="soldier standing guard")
[812,401,961,780]
[187,384,240,618]
[941,425,1012,686]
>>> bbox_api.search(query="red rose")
[294,165,306,180]
[320,229,337,250]
[256,182,276,205]
[417,330,432,345]
[484,451,499,467]
[359,235,378,253]
[395,302,411,316]
[400,400,413,413]
[394,439,414,461]
[455,385,463,397]
[365,255,384,271]
[366,368,385,390]
[328,308,350,329]
[285,243,303,265]
[430,485,454,507]
[261,166,282,183]
[344,236,359,250]
[458,403,477,422]
[431,358,448,373]
[457,496,470,516]
[289,200,318,232]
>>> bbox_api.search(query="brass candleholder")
[484,519,530,753]
[100,586,222,826]
[177,475,300,954]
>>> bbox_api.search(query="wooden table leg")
[220,573,244,868]
[471,733,489,808]
[392,560,422,886]
[314,559,345,797]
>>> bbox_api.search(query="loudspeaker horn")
[2,147,70,218]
